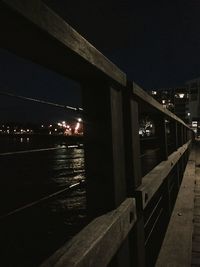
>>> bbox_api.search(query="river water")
[0,135,87,267]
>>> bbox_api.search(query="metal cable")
[0,90,83,113]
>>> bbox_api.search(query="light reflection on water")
[0,137,87,267]
[52,147,85,187]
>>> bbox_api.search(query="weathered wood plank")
[155,160,195,267]
[82,82,127,217]
[123,89,142,189]
[137,140,191,208]
[1,0,126,85]
[40,198,137,267]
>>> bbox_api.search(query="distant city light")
[75,122,80,131]
[179,93,185,98]
[151,90,157,95]
[192,121,197,127]
[0,121,83,136]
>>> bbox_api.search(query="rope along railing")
[0,1,195,267]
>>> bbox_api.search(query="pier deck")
[156,142,200,267]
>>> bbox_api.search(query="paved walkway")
[156,142,200,267]
[192,143,200,266]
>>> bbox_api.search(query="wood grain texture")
[40,198,136,267]
[1,0,126,85]
[137,140,192,208]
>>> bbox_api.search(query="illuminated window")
[192,121,197,127]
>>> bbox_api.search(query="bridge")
[0,1,197,266]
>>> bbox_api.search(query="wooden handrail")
[40,198,137,267]
[1,0,126,85]
[0,1,195,266]
[137,140,191,208]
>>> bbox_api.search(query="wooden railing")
[0,1,194,266]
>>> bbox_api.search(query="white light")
[152,90,157,95]
[162,100,166,104]
[75,122,80,131]
[192,121,197,127]
[179,93,184,98]
[41,125,44,128]
[55,128,57,131]
[78,118,82,122]
[187,112,191,116]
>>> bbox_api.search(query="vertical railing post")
[184,126,187,143]
[181,125,184,145]
[155,115,168,160]
[177,123,182,148]
[175,121,178,150]
[123,88,142,190]
[123,83,145,267]
[82,80,131,267]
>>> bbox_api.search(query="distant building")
[149,79,200,136]
[185,78,200,135]
[149,88,189,122]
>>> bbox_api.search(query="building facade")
[149,79,200,136]
[149,88,189,122]
[185,78,200,135]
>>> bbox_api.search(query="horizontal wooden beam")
[132,82,191,129]
[136,140,191,208]
[40,198,136,267]
[1,0,126,85]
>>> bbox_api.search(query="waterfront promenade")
[0,1,196,266]
[156,141,200,266]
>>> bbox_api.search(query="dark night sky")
[1,0,200,122]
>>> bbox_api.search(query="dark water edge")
[0,134,83,153]
[0,135,87,267]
